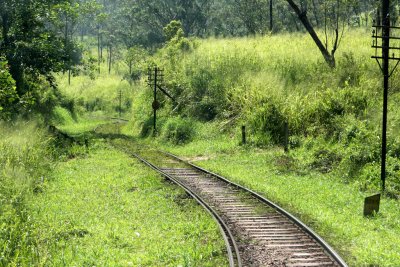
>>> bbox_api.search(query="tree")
[0,59,18,119]
[0,0,81,101]
[285,0,354,67]
[234,0,270,34]
[53,1,81,84]
[124,46,148,82]
[207,0,246,36]
[101,0,213,48]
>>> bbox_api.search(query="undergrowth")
[126,29,400,197]
[28,141,227,266]
[0,121,53,266]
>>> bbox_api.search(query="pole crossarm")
[156,85,174,101]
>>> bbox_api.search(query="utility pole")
[372,0,400,193]
[153,67,158,133]
[381,0,390,192]
[147,66,174,135]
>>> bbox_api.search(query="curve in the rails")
[133,152,242,267]
[133,149,348,267]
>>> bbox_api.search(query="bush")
[162,117,196,145]
[0,60,18,120]
[249,100,287,145]
[140,117,156,138]
[311,149,342,173]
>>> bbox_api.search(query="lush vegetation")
[126,29,400,197]
[0,122,54,266]
[29,140,227,266]
[119,28,400,266]
[2,0,400,266]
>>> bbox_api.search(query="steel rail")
[67,122,346,266]
[131,152,242,267]
[162,150,348,267]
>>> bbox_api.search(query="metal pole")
[381,0,390,192]
[119,89,122,119]
[153,67,157,134]
[242,126,246,145]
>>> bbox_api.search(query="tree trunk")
[269,0,273,32]
[108,44,112,74]
[97,26,101,74]
[286,0,335,68]
[100,34,103,60]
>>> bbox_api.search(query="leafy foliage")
[0,60,18,119]
[0,0,82,116]
[162,117,196,145]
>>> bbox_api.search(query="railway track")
[129,148,348,267]
[57,122,348,266]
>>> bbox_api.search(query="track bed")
[132,148,347,267]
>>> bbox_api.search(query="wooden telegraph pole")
[147,66,174,134]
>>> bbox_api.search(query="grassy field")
[0,117,228,266]
[28,140,228,266]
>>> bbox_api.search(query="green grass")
[0,121,54,266]
[56,114,109,136]
[28,141,228,266]
[57,60,134,118]
[139,127,400,267]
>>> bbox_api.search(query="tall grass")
[0,121,53,266]
[57,59,133,118]
[126,29,400,195]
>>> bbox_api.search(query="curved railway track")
[56,122,348,266]
[127,148,348,267]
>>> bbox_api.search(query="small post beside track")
[241,125,246,145]
[284,121,289,153]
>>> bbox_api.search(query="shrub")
[311,149,342,173]
[337,52,361,87]
[0,60,18,120]
[140,117,156,138]
[249,100,287,145]
[162,117,196,145]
